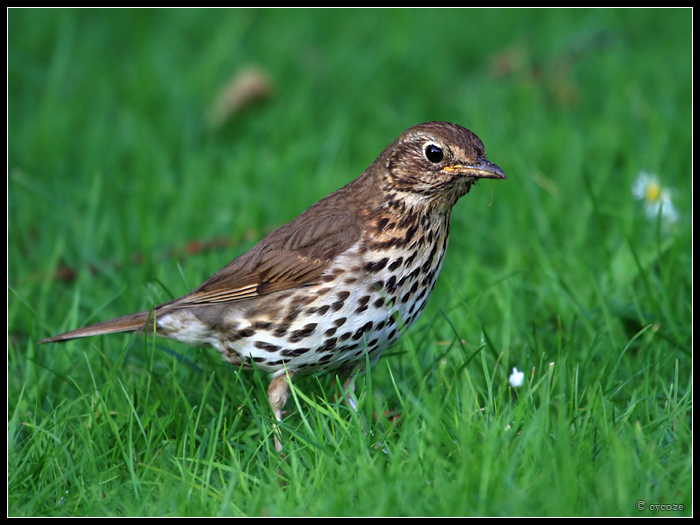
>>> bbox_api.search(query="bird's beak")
[444,156,506,180]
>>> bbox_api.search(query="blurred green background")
[8,8,691,517]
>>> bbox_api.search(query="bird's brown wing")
[166,207,363,308]
[39,209,363,343]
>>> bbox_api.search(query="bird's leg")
[336,364,361,412]
[267,370,296,454]
[337,364,399,422]
[336,365,395,453]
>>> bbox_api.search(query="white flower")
[509,367,524,388]
[632,171,679,225]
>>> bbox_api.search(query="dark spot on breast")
[319,337,337,352]
[352,321,374,340]
[281,347,311,357]
[254,341,280,352]
[365,258,389,273]
[422,243,439,272]
[283,306,304,323]
[314,304,331,316]
[287,323,318,343]
[384,275,397,294]
[355,295,371,313]
[273,324,290,337]
[388,258,403,271]
[405,250,418,267]
[330,300,345,312]
[228,327,255,342]
[404,224,418,244]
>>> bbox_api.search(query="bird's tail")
[40,310,154,344]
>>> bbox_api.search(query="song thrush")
[41,121,506,452]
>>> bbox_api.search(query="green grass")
[9,8,691,517]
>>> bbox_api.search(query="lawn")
[8,8,691,517]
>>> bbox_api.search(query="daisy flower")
[631,171,679,225]
[509,367,524,388]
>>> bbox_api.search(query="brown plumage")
[41,121,506,451]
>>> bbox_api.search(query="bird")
[40,121,506,452]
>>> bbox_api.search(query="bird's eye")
[424,143,444,164]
